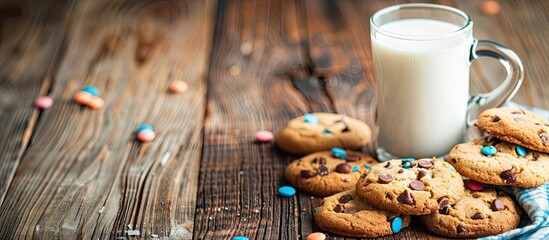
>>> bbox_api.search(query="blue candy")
[331,147,346,159]
[313,207,319,213]
[445,166,455,173]
[364,164,371,169]
[304,113,319,125]
[322,130,332,135]
[81,85,99,96]
[402,161,411,169]
[352,165,360,172]
[136,124,154,133]
[402,158,415,161]
[515,145,527,157]
[232,237,249,240]
[391,216,403,233]
[278,186,296,197]
[481,146,497,156]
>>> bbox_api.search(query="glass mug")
[372,4,523,160]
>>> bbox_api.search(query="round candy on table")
[81,85,99,96]
[168,80,189,94]
[278,186,296,197]
[306,232,326,240]
[136,124,154,133]
[390,216,403,233]
[465,180,485,191]
[74,91,93,105]
[137,130,156,143]
[34,96,53,109]
[478,0,501,16]
[232,236,248,240]
[254,130,273,143]
[87,97,105,109]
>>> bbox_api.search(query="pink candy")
[466,180,485,191]
[34,96,53,109]
[137,130,156,143]
[168,80,189,94]
[254,130,273,143]
[306,232,326,240]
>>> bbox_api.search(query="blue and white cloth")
[481,102,549,240]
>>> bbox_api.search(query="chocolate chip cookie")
[314,190,411,238]
[355,158,465,215]
[284,150,377,196]
[476,107,549,153]
[448,136,549,188]
[276,113,372,155]
[419,188,521,238]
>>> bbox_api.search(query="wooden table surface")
[1,0,548,239]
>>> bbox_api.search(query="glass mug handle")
[466,39,524,127]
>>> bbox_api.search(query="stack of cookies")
[277,110,538,238]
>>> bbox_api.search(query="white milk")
[373,19,472,158]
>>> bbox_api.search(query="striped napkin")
[481,102,549,240]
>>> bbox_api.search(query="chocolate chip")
[439,205,451,215]
[438,197,450,209]
[500,167,516,183]
[471,212,485,220]
[417,170,429,180]
[360,173,367,178]
[333,204,345,213]
[335,163,351,173]
[485,136,502,146]
[342,126,350,132]
[378,174,393,184]
[409,180,425,191]
[410,161,418,167]
[514,117,526,122]
[338,194,353,204]
[398,168,404,173]
[343,207,358,214]
[300,170,317,179]
[535,123,541,125]
[345,154,360,162]
[492,115,501,122]
[491,199,506,211]
[540,132,549,145]
[457,226,468,234]
[512,110,524,114]
[532,152,539,161]
[317,165,329,176]
[385,162,391,168]
[312,156,327,165]
[417,160,432,169]
[397,189,414,205]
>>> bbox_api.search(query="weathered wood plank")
[0,0,74,208]
[0,0,216,239]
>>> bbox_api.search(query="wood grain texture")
[0,0,215,239]
[0,0,549,239]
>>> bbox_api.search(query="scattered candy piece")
[34,96,53,109]
[278,186,296,197]
[466,180,485,191]
[364,164,371,169]
[515,145,526,157]
[87,97,105,109]
[478,0,501,16]
[137,130,156,143]
[351,165,360,172]
[254,130,273,143]
[232,237,248,240]
[230,65,241,76]
[240,42,253,55]
[391,216,403,233]
[306,232,326,240]
[331,147,346,159]
[481,146,497,156]
[304,113,319,125]
[81,85,99,96]
[168,80,189,94]
[136,124,154,133]
[74,91,93,105]
[313,207,319,213]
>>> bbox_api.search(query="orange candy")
[306,232,326,240]
[74,91,93,105]
[478,0,501,16]
[168,80,189,94]
[87,97,105,109]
